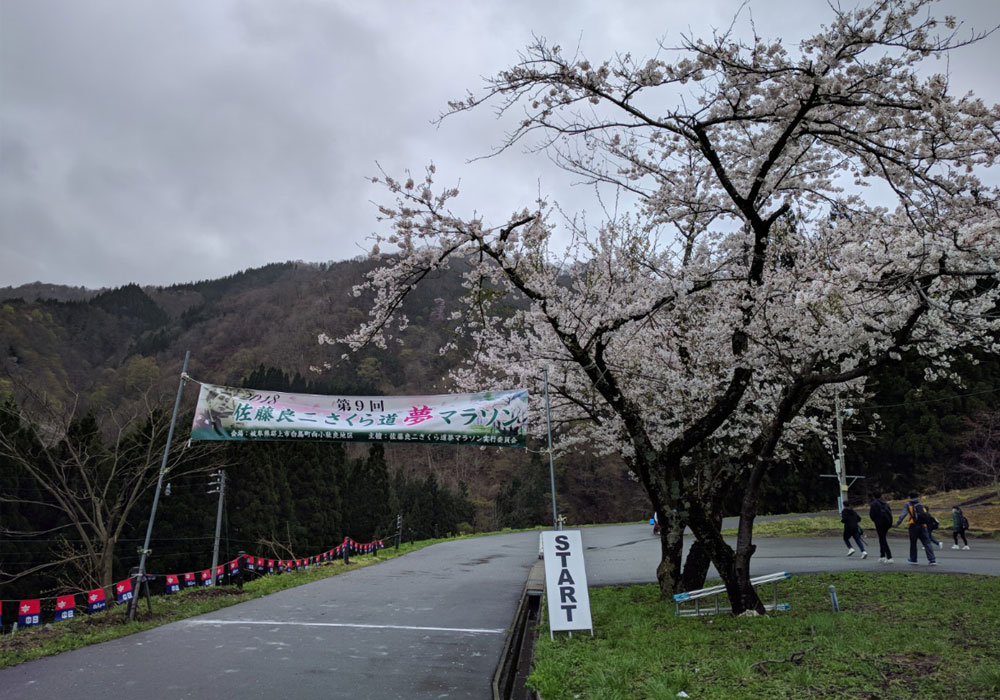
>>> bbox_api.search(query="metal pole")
[543,369,558,529]
[210,469,226,584]
[131,351,190,620]
[835,393,847,512]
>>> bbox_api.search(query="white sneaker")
[846,548,855,556]
[886,558,894,564]
[951,545,960,549]
[861,551,868,559]
[962,545,970,550]
[878,557,886,563]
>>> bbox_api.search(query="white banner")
[542,530,593,635]
[189,382,529,447]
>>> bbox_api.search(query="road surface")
[1,523,996,699]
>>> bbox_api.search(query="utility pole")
[131,351,189,621]
[543,368,558,529]
[209,469,226,583]
[835,393,848,512]
[823,393,864,511]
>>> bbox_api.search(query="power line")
[848,386,1000,412]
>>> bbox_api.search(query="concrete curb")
[492,560,545,700]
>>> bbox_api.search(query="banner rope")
[0,536,386,627]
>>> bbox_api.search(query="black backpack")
[912,503,936,528]
[872,499,893,526]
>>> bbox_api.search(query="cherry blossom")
[341,0,999,613]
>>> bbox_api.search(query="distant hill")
[0,259,651,527]
[8,258,991,528]
[0,282,100,303]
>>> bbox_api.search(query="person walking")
[951,506,971,550]
[926,510,944,550]
[868,492,894,563]
[895,492,937,565]
[840,501,868,558]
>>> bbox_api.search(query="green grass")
[722,515,996,539]
[0,540,443,669]
[528,571,1000,699]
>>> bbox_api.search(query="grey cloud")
[2,0,997,288]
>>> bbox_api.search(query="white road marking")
[186,619,506,635]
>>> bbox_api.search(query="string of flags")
[2,537,385,630]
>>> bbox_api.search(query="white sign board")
[541,530,593,636]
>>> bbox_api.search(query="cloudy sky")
[2,0,998,289]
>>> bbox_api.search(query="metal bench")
[673,571,792,616]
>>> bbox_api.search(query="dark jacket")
[869,498,893,530]
[841,506,862,535]
[953,508,967,531]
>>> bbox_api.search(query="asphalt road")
[578,521,1000,585]
[0,532,540,700]
[1,523,996,699]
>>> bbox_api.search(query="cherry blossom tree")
[343,0,1000,613]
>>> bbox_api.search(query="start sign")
[541,530,593,638]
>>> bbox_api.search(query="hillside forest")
[1,259,998,616]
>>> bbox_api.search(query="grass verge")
[528,571,1000,700]
[724,485,999,539]
[0,540,443,669]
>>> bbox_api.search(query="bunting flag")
[3,536,388,622]
[189,383,529,447]
[54,594,75,621]
[115,578,133,604]
[87,587,107,613]
[18,599,41,628]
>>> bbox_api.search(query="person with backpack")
[868,492,894,563]
[951,506,971,550]
[926,510,944,550]
[895,491,937,565]
[840,501,868,558]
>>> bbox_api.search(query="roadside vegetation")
[0,540,443,669]
[528,571,1000,699]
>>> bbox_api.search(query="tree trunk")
[100,544,115,590]
[680,488,723,592]
[680,538,712,592]
[655,509,685,598]
[685,496,764,615]
[730,459,771,615]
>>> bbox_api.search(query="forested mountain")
[1,259,996,610]
[0,259,648,610]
